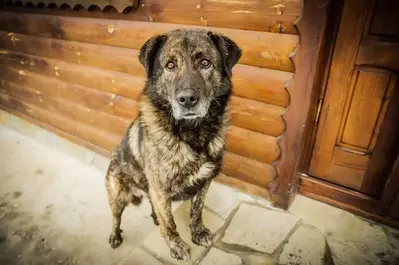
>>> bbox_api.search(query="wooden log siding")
[0,50,291,107]
[0,13,298,72]
[0,9,298,192]
[0,1,302,34]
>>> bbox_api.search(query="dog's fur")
[105,29,241,260]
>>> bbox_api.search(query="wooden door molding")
[269,0,332,209]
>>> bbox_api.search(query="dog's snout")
[176,90,199,108]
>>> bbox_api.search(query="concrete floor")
[1,114,399,265]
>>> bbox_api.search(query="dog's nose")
[176,90,199,108]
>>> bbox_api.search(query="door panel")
[339,69,392,151]
[309,0,399,196]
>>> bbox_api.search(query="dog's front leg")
[149,188,191,260]
[190,180,213,247]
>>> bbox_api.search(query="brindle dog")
[105,29,241,260]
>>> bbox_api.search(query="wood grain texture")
[229,97,284,137]
[226,126,279,165]
[0,80,131,136]
[0,92,122,151]
[0,31,145,77]
[222,152,276,188]
[339,70,391,151]
[0,12,298,72]
[362,80,399,196]
[0,49,291,107]
[356,40,399,72]
[309,0,368,178]
[0,66,139,120]
[270,0,331,209]
[0,65,284,138]
[215,174,271,200]
[0,1,302,34]
[0,104,111,157]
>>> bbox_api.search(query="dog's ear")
[139,34,166,78]
[208,32,242,77]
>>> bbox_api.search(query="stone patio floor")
[1,111,399,265]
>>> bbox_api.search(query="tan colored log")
[232,65,290,107]
[0,49,290,106]
[222,152,276,187]
[1,66,284,137]
[229,97,285,137]
[0,13,298,71]
[0,66,139,120]
[0,92,121,151]
[226,126,279,164]
[215,174,271,199]
[0,31,145,77]
[0,1,302,34]
[0,80,131,136]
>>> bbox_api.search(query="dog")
[105,28,241,261]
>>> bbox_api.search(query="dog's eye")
[200,59,211,68]
[166,61,176,70]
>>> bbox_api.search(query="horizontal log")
[0,92,121,151]
[230,97,285,137]
[0,66,139,120]
[226,126,279,165]
[0,1,302,34]
[0,94,276,185]
[0,80,131,136]
[215,174,271,199]
[232,65,290,107]
[0,49,290,107]
[0,49,145,100]
[0,31,145,77]
[222,152,276,187]
[1,66,284,137]
[0,13,298,71]
[0,104,111,157]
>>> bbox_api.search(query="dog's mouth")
[182,112,199,119]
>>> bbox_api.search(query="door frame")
[269,0,337,209]
[271,0,399,228]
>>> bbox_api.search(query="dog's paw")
[109,232,123,249]
[169,239,191,261]
[192,228,213,247]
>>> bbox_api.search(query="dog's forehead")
[163,29,216,55]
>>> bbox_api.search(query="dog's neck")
[139,93,230,151]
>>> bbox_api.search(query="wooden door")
[309,0,399,198]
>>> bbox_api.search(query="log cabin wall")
[0,1,302,198]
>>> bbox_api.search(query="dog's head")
[139,29,242,121]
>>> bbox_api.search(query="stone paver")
[327,212,394,256]
[327,237,382,265]
[118,249,164,265]
[199,248,242,265]
[205,181,238,219]
[247,255,274,265]
[289,195,341,234]
[143,201,224,265]
[279,225,326,265]
[222,204,299,254]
